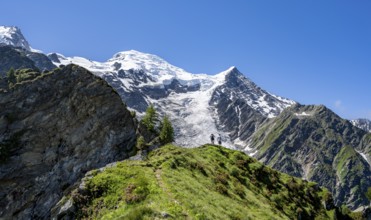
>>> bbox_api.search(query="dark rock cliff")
[0,65,137,219]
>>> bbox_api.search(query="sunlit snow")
[356,150,371,169]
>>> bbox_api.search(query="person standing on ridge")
[210,134,215,144]
[217,134,222,145]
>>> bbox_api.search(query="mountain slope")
[249,104,371,209]
[49,50,295,148]
[0,65,137,219]
[351,119,371,133]
[53,144,342,220]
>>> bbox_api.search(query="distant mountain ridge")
[249,104,371,209]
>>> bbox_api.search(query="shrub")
[125,183,148,204]
[234,185,245,198]
[271,194,284,209]
[130,110,136,118]
[214,172,229,185]
[123,206,154,220]
[136,136,146,150]
[215,183,228,195]
[230,167,240,177]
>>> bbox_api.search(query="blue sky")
[1,0,370,120]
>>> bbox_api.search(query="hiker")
[210,134,215,144]
[217,134,222,145]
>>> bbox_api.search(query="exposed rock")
[25,51,56,72]
[0,65,137,219]
[363,207,371,220]
[0,45,36,77]
[0,45,56,77]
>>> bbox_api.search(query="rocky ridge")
[249,104,371,209]
[0,65,137,219]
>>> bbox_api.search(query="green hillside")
[60,144,359,220]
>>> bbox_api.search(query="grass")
[72,144,350,219]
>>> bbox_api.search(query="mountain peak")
[0,25,31,51]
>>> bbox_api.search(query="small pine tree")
[6,68,16,86]
[141,105,158,132]
[159,115,174,145]
[366,187,371,206]
[136,136,146,150]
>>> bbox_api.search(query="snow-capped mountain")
[351,119,371,133]
[49,50,295,148]
[0,26,32,51]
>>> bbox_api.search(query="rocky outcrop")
[0,45,36,77]
[0,65,137,219]
[250,104,371,209]
[0,45,56,77]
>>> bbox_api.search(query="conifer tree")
[366,187,371,206]
[6,68,16,86]
[159,115,174,144]
[136,135,146,150]
[141,105,158,132]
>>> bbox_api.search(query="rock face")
[0,45,37,77]
[0,65,137,219]
[0,45,56,77]
[249,104,371,209]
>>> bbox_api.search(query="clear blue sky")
[1,0,370,120]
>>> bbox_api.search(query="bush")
[230,167,240,177]
[123,206,154,220]
[125,183,149,204]
[271,194,284,209]
[234,185,245,198]
[214,172,229,185]
[136,136,146,150]
[215,183,228,195]
[130,110,136,118]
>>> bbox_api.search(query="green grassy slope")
[70,144,350,219]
